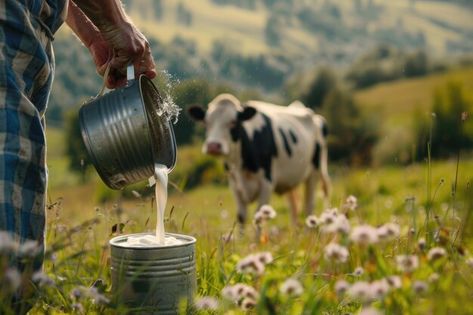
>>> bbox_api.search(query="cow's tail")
[311,114,331,201]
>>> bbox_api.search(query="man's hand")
[70,0,157,88]
[99,20,156,88]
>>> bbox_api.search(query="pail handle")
[96,64,135,98]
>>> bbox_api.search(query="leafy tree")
[302,67,337,109]
[430,81,473,157]
[64,109,90,178]
[322,88,379,165]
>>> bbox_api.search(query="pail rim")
[109,232,196,249]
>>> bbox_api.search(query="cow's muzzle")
[205,142,224,156]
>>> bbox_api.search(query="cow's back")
[244,101,318,193]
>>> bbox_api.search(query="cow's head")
[188,94,257,156]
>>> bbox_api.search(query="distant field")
[354,66,473,127]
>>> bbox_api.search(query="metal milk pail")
[79,66,177,190]
[110,233,196,314]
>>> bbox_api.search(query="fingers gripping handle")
[127,65,135,85]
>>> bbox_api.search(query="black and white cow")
[188,93,330,229]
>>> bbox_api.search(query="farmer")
[0,0,155,305]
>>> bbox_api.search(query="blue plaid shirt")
[0,0,67,266]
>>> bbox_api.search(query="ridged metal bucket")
[110,233,196,314]
[79,66,177,190]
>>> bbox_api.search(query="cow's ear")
[187,106,206,121]
[238,106,257,121]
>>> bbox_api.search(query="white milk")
[121,164,182,247]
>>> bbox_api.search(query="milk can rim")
[109,232,196,249]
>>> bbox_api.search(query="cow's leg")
[319,142,331,208]
[255,179,273,241]
[228,175,248,236]
[287,189,299,226]
[304,171,317,215]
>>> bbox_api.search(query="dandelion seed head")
[258,204,277,219]
[347,281,374,302]
[335,279,350,295]
[322,214,350,234]
[324,243,349,263]
[32,271,55,287]
[350,225,379,245]
[280,278,304,296]
[320,210,337,225]
[360,306,383,315]
[353,266,364,276]
[386,275,402,289]
[0,232,17,252]
[344,195,358,211]
[18,240,41,257]
[370,279,390,299]
[428,273,440,283]
[412,280,428,294]
[194,296,219,310]
[396,255,419,273]
[239,298,257,311]
[466,257,473,268]
[305,215,319,228]
[418,238,426,250]
[5,268,21,291]
[256,252,273,265]
[377,223,400,241]
[427,247,447,262]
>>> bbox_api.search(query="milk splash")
[156,70,181,124]
[121,164,182,247]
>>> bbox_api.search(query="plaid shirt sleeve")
[0,0,66,269]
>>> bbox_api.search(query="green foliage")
[430,81,473,157]
[322,88,379,165]
[346,46,434,89]
[302,67,338,109]
[64,109,90,178]
[176,2,193,26]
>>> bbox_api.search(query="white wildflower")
[320,210,338,225]
[466,257,473,268]
[418,238,426,250]
[258,205,277,219]
[256,252,273,265]
[347,281,373,302]
[236,252,272,275]
[360,306,383,315]
[253,211,265,226]
[385,275,402,289]
[32,271,55,287]
[18,240,41,257]
[305,215,319,228]
[412,280,428,294]
[322,214,350,235]
[427,247,447,262]
[344,195,358,211]
[350,225,379,245]
[236,257,265,275]
[396,255,419,273]
[4,268,21,291]
[335,280,350,295]
[238,298,257,311]
[353,266,364,276]
[0,232,17,252]
[71,303,84,314]
[279,278,304,296]
[428,273,440,283]
[222,284,259,302]
[370,279,390,299]
[194,296,219,311]
[377,223,400,241]
[324,243,349,263]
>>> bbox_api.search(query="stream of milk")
[121,164,182,247]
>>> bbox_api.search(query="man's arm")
[67,0,156,87]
